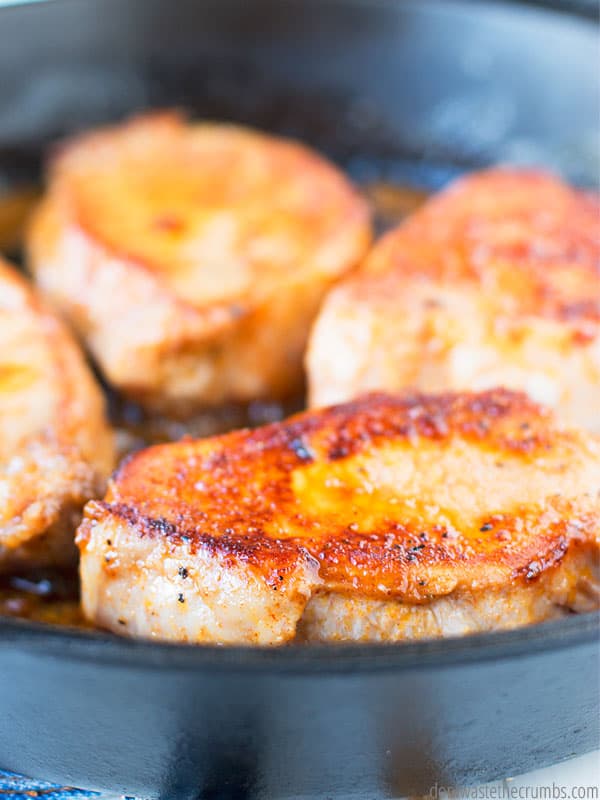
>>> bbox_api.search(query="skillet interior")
[0,1,598,797]
[0,0,598,192]
[0,0,598,692]
[0,0,598,630]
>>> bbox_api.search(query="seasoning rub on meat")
[0,258,114,572]
[307,170,600,432]
[78,389,599,644]
[28,112,371,416]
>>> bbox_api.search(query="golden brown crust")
[364,169,599,327]
[307,170,600,425]
[79,389,600,602]
[27,112,371,412]
[0,258,115,571]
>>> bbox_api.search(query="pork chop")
[27,112,371,415]
[77,389,599,644]
[306,170,600,431]
[0,258,114,571]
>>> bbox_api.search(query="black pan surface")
[0,1,598,798]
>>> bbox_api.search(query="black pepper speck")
[290,438,314,462]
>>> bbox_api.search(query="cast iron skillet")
[0,1,598,798]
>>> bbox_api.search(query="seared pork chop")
[77,389,599,644]
[0,259,114,571]
[307,170,600,431]
[28,112,371,415]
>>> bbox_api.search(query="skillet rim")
[0,612,598,673]
[0,0,597,21]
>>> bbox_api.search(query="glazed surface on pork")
[307,170,600,432]
[0,258,114,572]
[78,389,600,644]
[28,112,371,415]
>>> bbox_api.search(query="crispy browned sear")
[27,112,371,416]
[0,258,114,572]
[307,170,600,431]
[77,389,599,645]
